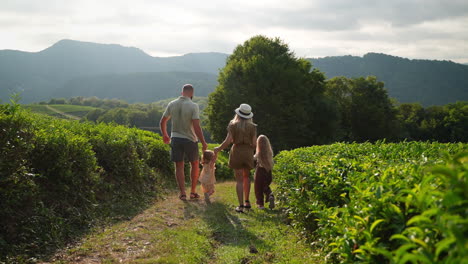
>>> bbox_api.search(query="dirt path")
[45,182,320,264]
[45,105,81,120]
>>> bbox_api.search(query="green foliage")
[274,141,467,263]
[0,104,173,261]
[350,76,400,142]
[207,35,339,151]
[397,101,468,142]
[325,76,400,142]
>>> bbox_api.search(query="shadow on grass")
[31,183,175,263]
[183,200,271,253]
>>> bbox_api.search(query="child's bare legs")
[208,188,215,196]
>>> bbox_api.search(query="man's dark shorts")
[170,137,199,162]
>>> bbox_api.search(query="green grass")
[47,104,98,112]
[24,104,98,118]
[23,104,56,114]
[51,182,320,263]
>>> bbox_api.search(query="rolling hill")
[309,53,468,106]
[1,39,467,105]
[0,40,226,103]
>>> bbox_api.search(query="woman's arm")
[214,132,232,154]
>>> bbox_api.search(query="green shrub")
[275,141,467,263]
[0,105,173,261]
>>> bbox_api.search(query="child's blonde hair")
[202,150,215,164]
[256,135,274,171]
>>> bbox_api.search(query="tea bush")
[275,141,467,263]
[0,104,173,261]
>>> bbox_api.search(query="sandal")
[179,194,187,201]
[190,193,200,199]
[269,195,275,209]
[235,205,244,213]
[244,200,252,209]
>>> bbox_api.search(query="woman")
[214,103,257,213]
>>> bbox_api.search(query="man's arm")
[160,116,171,144]
[192,119,207,151]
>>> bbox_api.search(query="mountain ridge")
[1,39,466,105]
[309,52,468,105]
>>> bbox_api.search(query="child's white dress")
[199,161,216,194]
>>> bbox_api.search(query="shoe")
[268,195,275,209]
[204,193,211,204]
[258,205,265,210]
[244,200,252,209]
[235,205,244,213]
[179,194,187,201]
[190,193,200,199]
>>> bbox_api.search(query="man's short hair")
[183,84,194,92]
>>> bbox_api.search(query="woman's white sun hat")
[235,103,254,119]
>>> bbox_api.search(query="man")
[160,84,208,201]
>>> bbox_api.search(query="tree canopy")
[206,35,338,151]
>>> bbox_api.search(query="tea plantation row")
[0,103,173,262]
[274,141,467,263]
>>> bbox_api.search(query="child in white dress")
[199,150,216,201]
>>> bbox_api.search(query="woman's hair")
[229,114,255,133]
[256,135,274,171]
[202,150,215,164]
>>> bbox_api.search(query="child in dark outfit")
[254,135,275,209]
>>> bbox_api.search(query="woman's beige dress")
[227,122,257,170]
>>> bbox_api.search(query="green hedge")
[0,104,173,261]
[274,141,467,263]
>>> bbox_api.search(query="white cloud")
[0,0,467,63]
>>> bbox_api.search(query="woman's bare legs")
[235,169,244,208]
[243,169,251,206]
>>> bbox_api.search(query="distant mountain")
[1,40,467,105]
[54,71,217,102]
[0,39,227,103]
[309,53,468,106]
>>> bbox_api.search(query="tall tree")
[206,35,338,150]
[325,77,353,141]
[349,76,400,142]
[444,102,468,142]
[396,103,425,140]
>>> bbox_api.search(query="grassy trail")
[46,182,320,264]
[45,105,81,120]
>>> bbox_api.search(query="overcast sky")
[1,0,468,63]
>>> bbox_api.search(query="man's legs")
[171,137,199,199]
[189,159,200,195]
[175,161,185,196]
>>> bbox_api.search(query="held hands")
[162,134,171,144]
[213,146,221,155]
